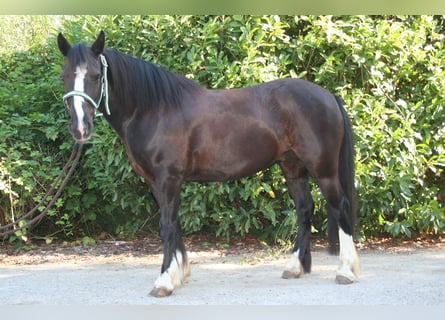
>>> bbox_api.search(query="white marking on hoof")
[336,228,360,284]
[282,250,303,279]
[151,250,190,297]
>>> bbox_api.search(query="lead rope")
[0,143,83,238]
[1,55,108,238]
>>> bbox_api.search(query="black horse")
[57,31,360,297]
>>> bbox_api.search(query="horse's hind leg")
[280,161,314,279]
[318,176,360,284]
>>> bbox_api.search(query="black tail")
[328,95,357,254]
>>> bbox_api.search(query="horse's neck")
[103,96,135,139]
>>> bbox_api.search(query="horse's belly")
[185,125,280,182]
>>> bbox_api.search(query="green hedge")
[1,15,444,243]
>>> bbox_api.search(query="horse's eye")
[88,73,100,82]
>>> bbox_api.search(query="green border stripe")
[2,0,445,14]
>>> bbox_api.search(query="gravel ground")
[0,235,444,305]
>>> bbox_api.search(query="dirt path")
[1,236,444,305]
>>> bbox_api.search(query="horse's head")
[57,31,108,143]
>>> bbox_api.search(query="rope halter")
[62,54,110,116]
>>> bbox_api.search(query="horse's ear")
[57,33,71,56]
[92,31,105,55]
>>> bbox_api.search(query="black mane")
[103,49,202,111]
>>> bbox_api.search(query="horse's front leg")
[149,179,190,297]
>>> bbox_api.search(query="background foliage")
[1,15,444,244]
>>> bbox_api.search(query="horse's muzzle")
[69,117,93,144]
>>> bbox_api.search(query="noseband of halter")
[62,54,110,116]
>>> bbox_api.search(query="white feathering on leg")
[337,228,360,282]
[283,249,303,278]
[153,250,190,292]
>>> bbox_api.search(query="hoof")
[335,274,354,285]
[149,287,173,297]
[282,270,301,279]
